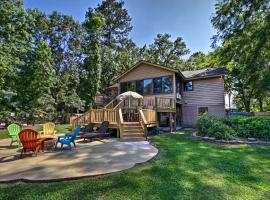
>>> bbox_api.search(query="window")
[136,80,144,95]
[120,82,127,93]
[120,75,173,95]
[127,81,136,91]
[163,76,173,93]
[198,107,208,115]
[184,81,193,91]
[153,77,162,94]
[143,79,153,95]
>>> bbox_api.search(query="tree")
[81,12,106,108]
[30,11,85,120]
[211,0,270,111]
[0,0,33,111]
[147,33,190,67]
[15,40,54,121]
[89,0,133,48]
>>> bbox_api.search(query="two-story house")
[72,61,226,141]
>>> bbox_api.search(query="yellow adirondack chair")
[39,122,57,138]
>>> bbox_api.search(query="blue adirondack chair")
[56,125,80,150]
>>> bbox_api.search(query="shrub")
[197,114,235,140]
[221,116,270,140]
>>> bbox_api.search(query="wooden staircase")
[121,122,146,141]
[71,97,158,142]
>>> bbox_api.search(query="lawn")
[0,124,71,140]
[1,132,270,200]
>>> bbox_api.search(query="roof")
[182,67,227,80]
[111,61,226,86]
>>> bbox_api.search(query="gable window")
[120,75,173,95]
[136,80,144,95]
[163,76,173,93]
[120,82,127,93]
[153,77,162,94]
[127,81,136,92]
[184,81,193,91]
[143,79,153,95]
[198,107,208,115]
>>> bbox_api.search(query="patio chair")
[55,125,80,150]
[19,129,44,158]
[65,123,95,138]
[7,123,22,146]
[81,121,110,142]
[39,122,56,138]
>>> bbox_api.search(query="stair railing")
[139,109,148,138]
[118,108,124,138]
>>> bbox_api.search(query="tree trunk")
[243,98,251,112]
[259,98,263,112]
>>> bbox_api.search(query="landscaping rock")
[248,138,257,141]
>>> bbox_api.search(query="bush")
[197,114,236,140]
[221,116,270,140]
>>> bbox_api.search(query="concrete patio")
[0,138,158,182]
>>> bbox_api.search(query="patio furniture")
[55,125,80,150]
[81,121,110,142]
[19,129,44,158]
[65,123,95,138]
[39,122,56,138]
[7,123,22,146]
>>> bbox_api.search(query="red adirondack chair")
[19,129,44,158]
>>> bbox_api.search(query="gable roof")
[113,60,226,82]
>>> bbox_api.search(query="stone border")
[0,141,160,184]
[192,131,270,146]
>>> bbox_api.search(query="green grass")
[0,124,71,140]
[1,132,270,200]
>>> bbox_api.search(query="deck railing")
[71,109,118,130]
[142,109,157,124]
[142,96,176,110]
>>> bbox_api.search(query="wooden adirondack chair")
[39,122,56,138]
[7,124,22,146]
[19,129,44,158]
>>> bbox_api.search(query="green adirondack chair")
[7,124,22,147]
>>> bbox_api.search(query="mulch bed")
[192,131,270,146]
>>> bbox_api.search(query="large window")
[120,82,127,93]
[143,79,153,95]
[153,77,162,94]
[127,81,136,91]
[163,76,173,93]
[184,81,193,91]
[136,80,144,94]
[120,75,173,95]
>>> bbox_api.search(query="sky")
[24,0,217,55]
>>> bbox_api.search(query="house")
[72,61,226,141]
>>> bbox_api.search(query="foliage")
[1,133,270,199]
[221,116,270,140]
[146,33,190,67]
[211,0,270,112]
[198,114,270,141]
[197,114,235,140]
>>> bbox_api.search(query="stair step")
[123,122,140,125]
[120,137,146,142]
[123,128,143,132]
[123,133,144,138]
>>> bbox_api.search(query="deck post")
[169,112,173,132]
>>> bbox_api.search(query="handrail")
[118,108,124,138]
[114,98,125,109]
[139,109,148,138]
[139,109,148,124]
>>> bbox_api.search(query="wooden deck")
[71,96,175,140]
